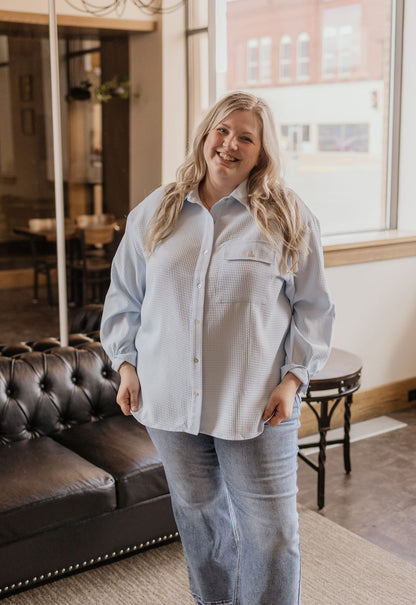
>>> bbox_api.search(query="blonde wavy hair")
[145,91,305,272]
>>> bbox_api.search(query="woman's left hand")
[263,372,302,426]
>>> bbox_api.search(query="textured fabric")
[147,396,301,605]
[101,182,335,440]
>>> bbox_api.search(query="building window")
[279,35,291,81]
[318,124,369,152]
[297,33,310,80]
[322,26,337,77]
[322,5,362,79]
[247,38,258,83]
[280,124,310,152]
[338,25,353,75]
[259,37,272,82]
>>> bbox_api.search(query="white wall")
[129,27,163,205]
[326,257,416,391]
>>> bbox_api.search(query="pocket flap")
[223,241,275,265]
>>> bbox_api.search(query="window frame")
[186,0,408,265]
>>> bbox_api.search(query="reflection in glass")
[0,19,131,342]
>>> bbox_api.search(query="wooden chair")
[28,218,57,305]
[68,225,120,306]
[28,218,75,305]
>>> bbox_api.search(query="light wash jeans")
[146,396,301,605]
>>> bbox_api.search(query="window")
[280,124,311,153]
[322,5,362,79]
[322,26,337,77]
[338,25,353,74]
[247,38,258,83]
[186,0,210,141]
[205,0,401,235]
[259,36,272,82]
[297,33,310,80]
[318,124,369,152]
[279,35,291,81]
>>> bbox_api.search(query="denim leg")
[214,397,301,605]
[146,428,237,605]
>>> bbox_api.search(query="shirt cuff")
[280,364,310,395]
[111,352,138,372]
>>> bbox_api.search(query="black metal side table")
[298,348,363,509]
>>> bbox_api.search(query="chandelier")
[64,0,184,17]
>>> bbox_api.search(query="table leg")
[317,400,329,510]
[343,394,352,474]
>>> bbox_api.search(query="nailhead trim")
[0,532,179,595]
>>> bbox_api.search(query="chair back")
[29,218,56,231]
[75,214,116,228]
[82,225,117,247]
[28,218,74,232]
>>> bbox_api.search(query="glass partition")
[0,15,132,344]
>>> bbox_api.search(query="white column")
[48,0,69,345]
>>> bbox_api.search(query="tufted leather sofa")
[0,342,177,598]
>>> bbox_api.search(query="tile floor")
[1,286,415,567]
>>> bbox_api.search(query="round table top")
[310,348,363,385]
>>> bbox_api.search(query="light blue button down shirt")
[101,181,335,440]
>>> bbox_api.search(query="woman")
[101,91,335,605]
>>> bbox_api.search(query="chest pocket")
[216,240,278,304]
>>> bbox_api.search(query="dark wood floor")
[1,286,415,567]
[298,405,416,566]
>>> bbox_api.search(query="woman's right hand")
[116,362,141,415]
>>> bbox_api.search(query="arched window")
[297,32,310,80]
[259,36,272,82]
[279,35,291,81]
[247,38,258,83]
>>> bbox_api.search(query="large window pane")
[216,0,393,235]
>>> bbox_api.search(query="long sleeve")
[100,212,147,371]
[280,214,335,393]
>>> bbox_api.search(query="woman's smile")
[203,109,262,194]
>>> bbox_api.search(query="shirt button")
[203,249,208,254]
[194,358,199,363]
[194,392,199,397]
[197,283,202,289]
[195,319,200,325]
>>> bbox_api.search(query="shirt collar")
[186,179,249,208]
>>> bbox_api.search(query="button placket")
[188,222,214,433]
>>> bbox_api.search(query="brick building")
[221,0,388,154]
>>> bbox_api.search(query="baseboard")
[299,376,416,437]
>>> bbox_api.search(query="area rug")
[3,507,416,605]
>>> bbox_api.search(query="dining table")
[13,218,125,306]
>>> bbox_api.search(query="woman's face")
[203,109,262,192]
